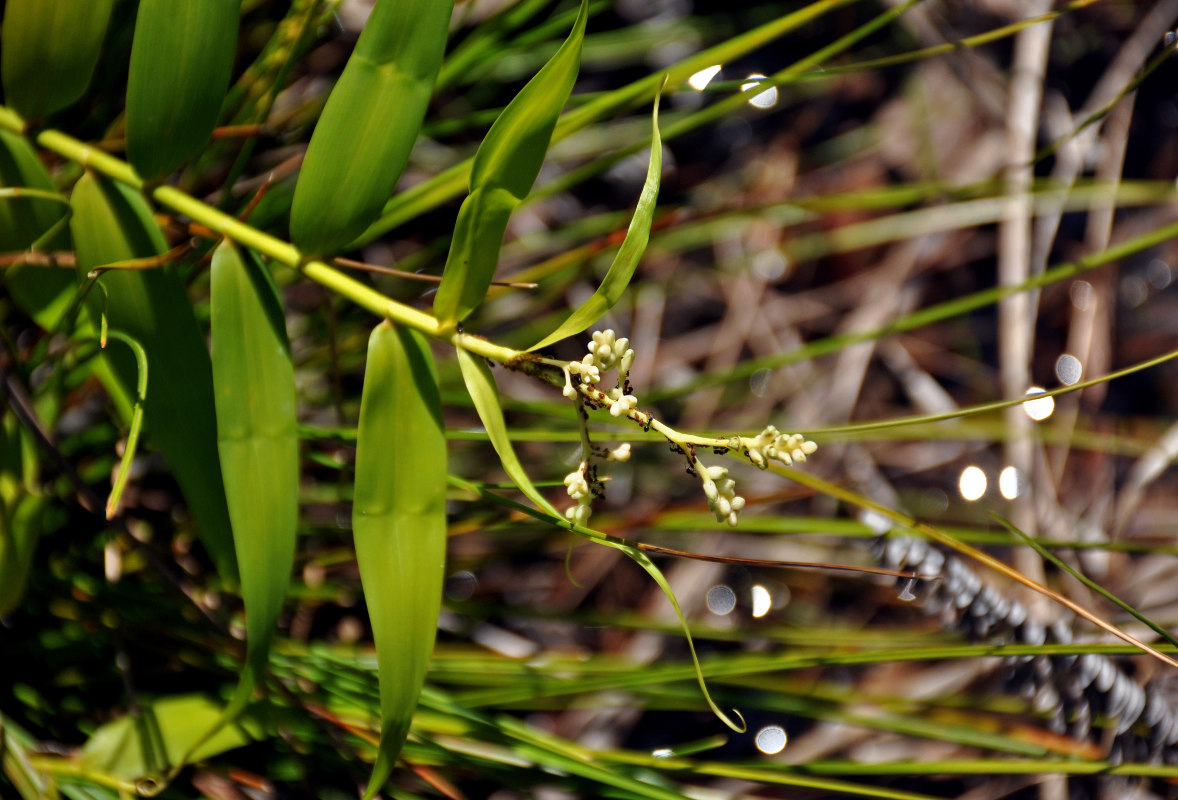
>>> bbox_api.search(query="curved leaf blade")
[529,87,663,351]
[434,0,590,327]
[455,347,562,518]
[353,321,447,797]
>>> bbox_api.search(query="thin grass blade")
[1,0,115,119]
[529,86,662,351]
[125,0,239,179]
[353,321,447,797]
[102,331,147,520]
[434,0,590,327]
[209,240,298,712]
[290,0,452,255]
[69,172,237,580]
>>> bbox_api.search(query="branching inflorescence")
[556,329,818,528]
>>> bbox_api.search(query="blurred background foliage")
[5,0,1178,798]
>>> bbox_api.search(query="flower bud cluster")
[742,425,818,468]
[699,463,745,527]
[588,330,629,371]
[563,466,594,526]
[565,329,636,399]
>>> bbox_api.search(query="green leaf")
[290,0,453,255]
[353,321,447,797]
[125,0,239,179]
[69,172,237,580]
[0,129,69,252]
[210,240,298,711]
[454,347,562,518]
[0,0,116,119]
[433,0,590,327]
[529,85,663,351]
[79,695,262,781]
[0,127,75,332]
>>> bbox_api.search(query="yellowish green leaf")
[455,347,562,518]
[79,695,262,781]
[291,0,452,255]
[210,240,298,711]
[353,321,447,797]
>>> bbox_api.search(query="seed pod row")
[210,240,298,704]
[290,0,452,256]
[874,530,1178,763]
[353,321,447,796]
[69,171,237,580]
[1,0,115,119]
[125,0,239,179]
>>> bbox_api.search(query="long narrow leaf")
[210,240,298,713]
[291,0,452,255]
[434,0,590,326]
[529,86,663,351]
[353,321,447,797]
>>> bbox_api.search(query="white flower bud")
[619,348,635,377]
[607,443,631,462]
[707,466,727,480]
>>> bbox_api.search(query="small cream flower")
[568,354,601,384]
[606,443,631,462]
[607,387,638,417]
